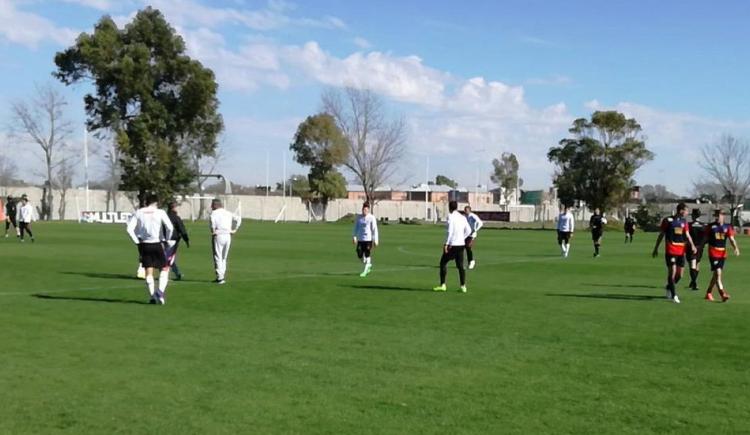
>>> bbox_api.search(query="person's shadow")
[60,271,138,280]
[33,294,150,305]
[344,284,430,292]
[546,293,664,302]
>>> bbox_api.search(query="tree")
[640,184,678,203]
[290,113,349,219]
[547,111,654,210]
[490,152,523,206]
[101,139,122,212]
[321,87,407,204]
[54,8,223,204]
[54,155,77,219]
[0,156,20,187]
[434,174,457,189]
[698,135,750,223]
[9,85,72,220]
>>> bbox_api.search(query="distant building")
[346,183,493,206]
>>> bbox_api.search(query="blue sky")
[1,0,749,194]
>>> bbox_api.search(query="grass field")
[1,221,749,434]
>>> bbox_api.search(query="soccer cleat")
[720,292,730,302]
[689,283,698,291]
[149,298,157,305]
[217,279,226,285]
[672,295,681,304]
[468,260,476,270]
[175,273,183,281]
[459,286,467,293]
[705,293,714,302]
[432,284,447,292]
[158,297,166,305]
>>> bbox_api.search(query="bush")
[633,204,663,232]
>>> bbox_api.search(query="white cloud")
[0,0,78,48]
[353,37,372,49]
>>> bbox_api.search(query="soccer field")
[1,221,748,434]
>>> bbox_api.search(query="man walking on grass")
[5,195,19,238]
[701,209,740,302]
[166,201,190,280]
[126,194,173,305]
[16,195,35,243]
[463,205,484,270]
[434,201,472,293]
[652,202,697,304]
[556,205,575,257]
[352,202,379,277]
[210,198,241,284]
[589,208,607,257]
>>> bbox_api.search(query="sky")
[1,0,749,194]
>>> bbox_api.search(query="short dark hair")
[676,202,687,213]
[449,201,458,212]
[212,198,223,207]
[168,201,178,210]
[362,202,370,209]
[145,194,158,205]
[464,205,472,211]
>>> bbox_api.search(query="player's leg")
[218,235,231,283]
[665,257,677,301]
[705,268,717,301]
[212,235,222,282]
[454,247,467,292]
[465,237,475,269]
[359,242,372,277]
[434,250,451,291]
[4,218,9,237]
[25,223,34,242]
[715,263,730,302]
[156,244,169,303]
[144,264,157,303]
[688,257,699,290]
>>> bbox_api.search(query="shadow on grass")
[546,293,664,302]
[33,294,150,305]
[346,284,431,292]
[60,271,138,280]
[582,283,662,290]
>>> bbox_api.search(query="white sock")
[366,257,372,266]
[158,270,169,294]
[145,276,155,297]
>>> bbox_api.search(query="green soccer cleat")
[458,286,467,293]
[359,264,372,277]
[432,284,447,292]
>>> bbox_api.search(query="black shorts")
[6,216,17,227]
[591,230,603,241]
[440,246,465,266]
[557,231,571,244]
[464,236,474,247]
[685,246,704,262]
[139,243,167,269]
[709,257,726,271]
[665,254,685,269]
[356,241,373,259]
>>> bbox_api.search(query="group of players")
[554,202,740,304]
[3,194,36,242]
[352,200,484,292]
[126,195,240,305]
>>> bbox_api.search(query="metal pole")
[425,155,429,221]
[265,150,270,197]
[83,127,89,211]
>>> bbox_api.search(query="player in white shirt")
[209,198,241,284]
[556,206,575,258]
[352,202,379,277]
[16,194,35,243]
[434,201,473,293]
[126,194,174,304]
[463,205,484,270]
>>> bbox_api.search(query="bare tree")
[321,87,407,204]
[54,155,78,220]
[0,155,19,186]
[9,85,72,220]
[101,139,122,212]
[699,135,750,223]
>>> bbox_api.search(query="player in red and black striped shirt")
[652,203,697,304]
[700,209,740,302]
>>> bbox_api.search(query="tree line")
[2,6,748,223]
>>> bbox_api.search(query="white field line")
[1,252,561,298]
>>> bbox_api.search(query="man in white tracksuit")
[556,206,575,257]
[126,194,174,304]
[433,201,472,293]
[463,205,484,270]
[16,195,35,243]
[209,198,241,284]
[352,202,379,277]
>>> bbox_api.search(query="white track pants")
[212,234,232,280]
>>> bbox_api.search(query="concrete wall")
[0,185,566,223]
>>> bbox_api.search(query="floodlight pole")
[83,127,90,211]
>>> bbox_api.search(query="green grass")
[1,222,749,434]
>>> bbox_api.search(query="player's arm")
[473,215,483,236]
[177,216,190,247]
[371,217,379,247]
[231,213,242,233]
[444,217,454,253]
[352,218,358,245]
[161,211,174,241]
[126,214,140,244]
[652,232,664,257]
[685,226,697,254]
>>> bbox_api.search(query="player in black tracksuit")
[589,208,606,257]
[624,216,636,243]
[5,196,19,238]
[686,209,706,290]
[166,202,190,280]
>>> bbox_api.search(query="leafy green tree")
[491,152,523,205]
[434,175,457,188]
[290,113,349,219]
[547,111,653,210]
[53,7,223,204]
